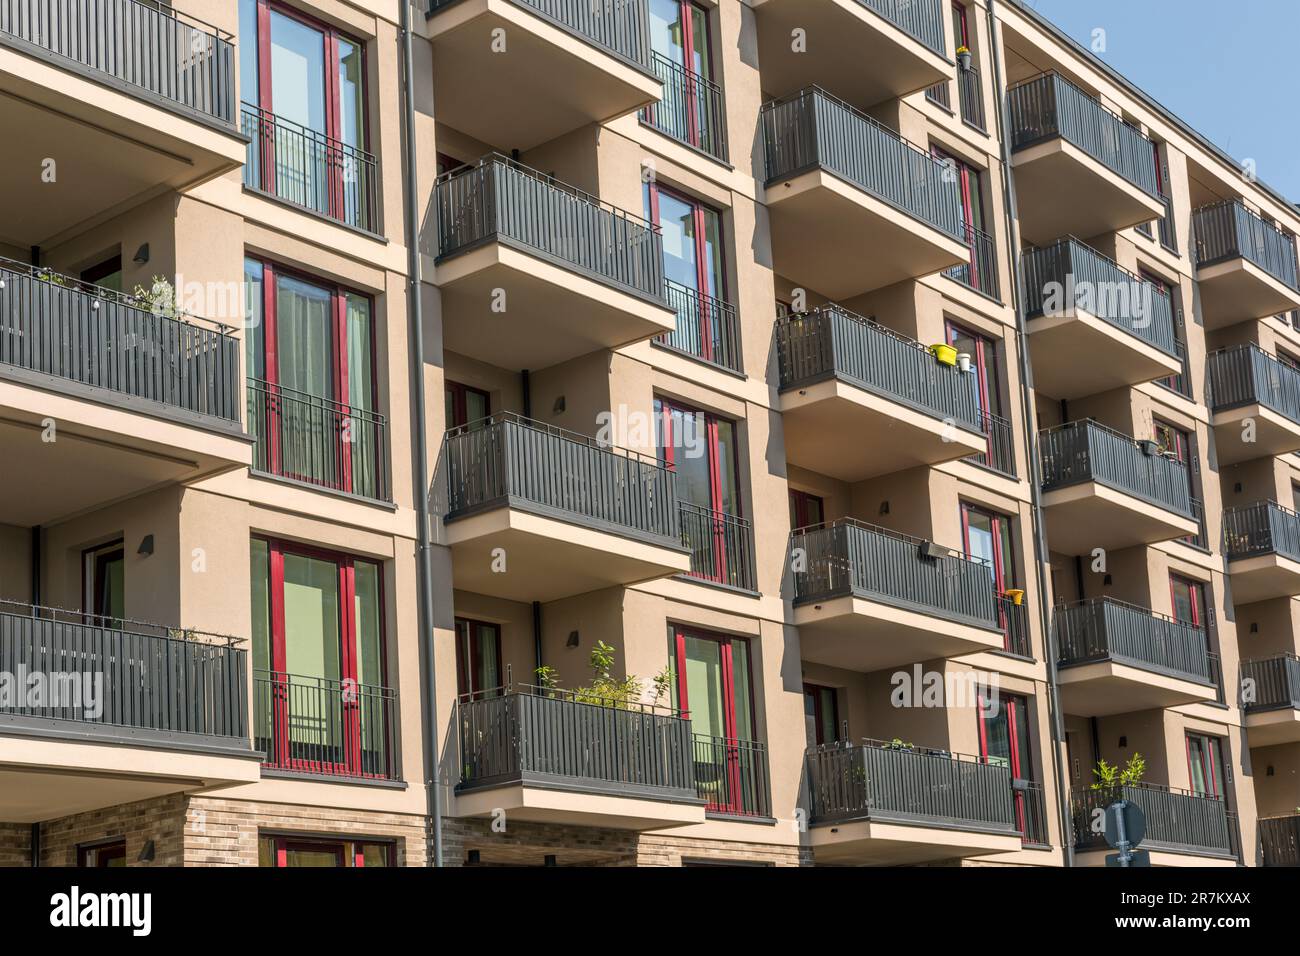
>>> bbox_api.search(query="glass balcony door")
[673,627,756,814]
[978,690,1034,833]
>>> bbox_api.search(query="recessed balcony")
[790,519,1005,670]
[751,0,950,107]
[0,0,245,244]
[1192,199,1300,328]
[424,0,662,150]
[434,156,677,372]
[1242,655,1300,747]
[1208,345,1300,465]
[1261,814,1300,867]
[1223,501,1300,603]
[439,413,690,603]
[1053,598,1219,716]
[774,306,988,481]
[1007,73,1165,244]
[0,259,250,526]
[0,600,259,823]
[805,740,1024,865]
[1021,239,1182,399]
[761,88,969,300]
[1038,421,1199,555]
[1072,784,1238,864]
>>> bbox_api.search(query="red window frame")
[644,1,714,148]
[455,617,503,697]
[977,689,1033,835]
[789,489,825,530]
[262,834,393,868]
[952,1,971,48]
[1169,573,1205,629]
[932,147,985,282]
[946,320,1001,460]
[644,181,728,364]
[1154,416,1198,544]
[961,501,1017,648]
[1185,732,1225,799]
[257,536,388,778]
[445,380,490,430]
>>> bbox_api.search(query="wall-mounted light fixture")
[137,534,154,556]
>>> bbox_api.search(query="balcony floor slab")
[1026,308,1181,399]
[1212,404,1300,465]
[808,818,1022,866]
[1041,482,1199,555]
[453,781,707,831]
[1198,258,1300,329]
[1056,661,1217,716]
[1227,553,1300,604]
[1246,708,1300,748]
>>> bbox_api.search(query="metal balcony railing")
[1019,780,1051,847]
[679,502,757,593]
[0,599,248,745]
[761,87,964,241]
[969,411,1016,477]
[442,412,683,548]
[956,63,986,131]
[773,304,984,432]
[456,684,698,801]
[805,739,1016,833]
[1154,338,1193,400]
[1207,344,1300,425]
[241,105,378,233]
[254,669,398,780]
[1137,193,1178,253]
[1053,597,1215,685]
[1223,500,1300,563]
[997,594,1032,659]
[1260,814,1300,867]
[247,378,391,502]
[1038,420,1194,518]
[1193,199,1300,290]
[854,0,946,55]
[1007,72,1160,197]
[640,52,728,162]
[657,279,742,373]
[790,518,1000,629]
[435,155,667,304]
[0,0,236,124]
[1021,237,1178,355]
[1241,654,1300,713]
[1072,783,1237,859]
[944,222,1000,299]
[692,733,771,818]
[0,257,240,424]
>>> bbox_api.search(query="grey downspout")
[400,0,443,868]
[985,0,1075,867]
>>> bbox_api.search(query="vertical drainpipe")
[985,0,1074,866]
[400,0,443,868]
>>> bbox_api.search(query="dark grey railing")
[1021,237,1177,356]
[443,412,682,548]
[957,64,986,131]
[1260,814,1300,867]
[1241,654,1300,713]
[1193,199,1300,290]
[254,669,398,780]
[247,378,390,503]
[762,87,963,241]
[1053,597,1214,684]
[969,411,1016,477]
[1019,780,1051,847]
[0,599,247,744]
[924,79,950,110]
[1072,784,1236,859]
[241,105,378,233]
[773,304,983,431]
[1007,72,1159,197]
[998,595,1032,659]
[428,0,653,71]
[1038,420,1193,517]
[1223,500,1300,563]
[692,733,771,818]
[1137,193,1178,253]
[640,52,727,162]
[790,519,999,629]
[657,279,741,373]
[0,257,240,424]
[945,223,1000,299]
[456,685,698,801]
[806,740,1016,833]
[1155,338,1193,400]
[436,155,666,304]
[854,0,945,55]
[0,0,235,124]
[679,502,757,593]
[1207,344,1300,425]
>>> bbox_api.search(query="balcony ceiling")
[1026,310,1182,400]
[1212,405,1300,466]
[1040,483,1199,555]
[454,783,706,832]
[809,818,1022,866]
[1198,258,1300,329]
[1226,553,1300,604]
[1055,661,1216,716]
[1246,708,1300,748]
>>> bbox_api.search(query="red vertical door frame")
[675,627,748,813]
[948,321,995,460]
[659,399,728,583]
[267,539,289,769]
[333,289,354,493]
[1005,697,1027,834]
[255,0,275,193]
[962,502,1009,643]
[260,260,282,476]
[953,1,969,47]
[680,3,702,147]
[338,558,361,776]
[323,29,343,220]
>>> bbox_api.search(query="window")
[962,503,1019,651]
[1292,482,1300,514]
[643,1,720,154]
[1154,417,1199,545]
[933,149,989,294]
[258,835,392,867]
[977,690,1035,836]
[250,538,389,778]
[1186,733,1225,798]
[1169,573,1206,629]
[947,321,1007,471]
[83,540,125,628]
[1146,272,1190,397]
[644,181,728,364]
[455,618,502,697]
[445,381,490,430]
[788,489,824,530]
[803,683,839,749]
[79,255,122,294]
[78,840,126,867]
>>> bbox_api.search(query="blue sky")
[1023,0,1300,202]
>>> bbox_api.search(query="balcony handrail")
[812,735,992,767]
[0,598,243,647]
[791,516,988,564]
[1038,419,1193,516]
[648,49,723,98]
[763,86,936,162]
[1053,596,1214,684]
[1192,197,1300,289]
[658,278,742,373]
[854,0,946,56]
[248,376,386,424]
[1223,499,1300,562]
[642,50,729,161]
[1052,594,1197,631]
[1206,343,1300,423]
[446,410,669,473]
[241,102,376,168]
[458,681,688,718]
[1240,653,1300,712]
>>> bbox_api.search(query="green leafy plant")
[536,641,672,710]
[1090,752,1146,791]
[131,275,177,318]
[883,738,915,752]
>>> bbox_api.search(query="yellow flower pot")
[930,344,958,366]
[1004,588,1025,606]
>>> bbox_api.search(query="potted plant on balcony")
[956,45,972,72]
[534,640,672,710]
[1089,752,1146,792]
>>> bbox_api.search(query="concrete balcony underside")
[808,818,1023,866]
[1074,846,1237,867]
[1026,308,1182,400]
[1246,708,1300,747]
[1040,482,1199,555]
[1227,552,1300,604]
[1212,405,1300,466]
[1056,661,1217,716]
[1198,258,1300,330]
[454,780,706,831]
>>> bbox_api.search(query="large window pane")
[275,274,333,396]
[269,11,325,132]
[238,0,259,107]
[244,258,264,382]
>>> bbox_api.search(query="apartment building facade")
[1,0,1297,868]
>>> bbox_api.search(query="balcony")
[1193,200,1300,328]
[760,88,968,300]
[246,378,391,503]
[424,0,662,150]
[944,223,1000,300]
[1038,421,1199,554]
[655,280,743,374]
[678,503,758,594]
[0,600,259,823]
[254,670,399,781]
[241,105,378,233]
[1073,784,1238,864]
[1208,345,1300,465]
[1223,501,1300,603]
[0,0,244,243]
[1242,655,1300,747]
[752,0,949,108]
[0,259,250,526]
[691,733,772,820]
[639,54,727,162]
[790,519,1004,670]
[805,740,1023,865]
[1261,815,1300,867]
[434,156,676,371]
[454,685,707,829]
[1007,73,1164,244]
[774,306,988,481]
[1053,598,1219,716]
[440,413,690,602]
[1021,239,1182,399]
